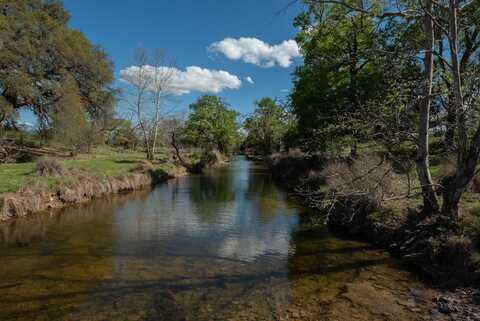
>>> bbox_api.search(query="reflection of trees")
[245,168,278,198]
[245,167,292,221]
[0,195,124,321]
[0,192,149,247]
[189,171,235,223]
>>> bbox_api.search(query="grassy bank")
[0,147,187,221]
[0,147,181,194]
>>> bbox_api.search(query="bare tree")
[123,47,175,160]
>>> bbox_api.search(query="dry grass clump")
[320,154,408,208]
[35,157,68,177]
[57,173,152,203]
[0,183,51,221]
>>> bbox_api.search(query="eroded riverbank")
[0,157,463,320]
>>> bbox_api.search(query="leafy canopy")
[181,95,240,154]
[243,98,289,155]
[291,0,394,152]
[0,0,115,123]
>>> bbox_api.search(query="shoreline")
[0,164,187,222]
[266,154,480,319]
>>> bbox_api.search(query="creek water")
[0,156,436,321]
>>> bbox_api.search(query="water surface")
[0,157,435,321]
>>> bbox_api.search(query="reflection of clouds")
[112,186,238,242]
[111,156,300,263]
[218,227,293,262]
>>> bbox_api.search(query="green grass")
[0,162,36,194]
[0,147,172,194]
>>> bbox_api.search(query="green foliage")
[243,98,290,155]
[291,1,412,152]
[106,118,139,150]
[181,95,240,154]
[51,88,90,154]
[0,0,115,123]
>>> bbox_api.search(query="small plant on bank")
[35,157,68,177]
[321,154,407,208]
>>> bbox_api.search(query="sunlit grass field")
[0,147,173,194]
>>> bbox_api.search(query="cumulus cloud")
[120,65,242,96]
[209,37,301,68]
[245,76,254,84]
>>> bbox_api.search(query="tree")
[106,118,139,150]
[51,86,89,154]
[438,0,480,150]
[181,95,240,155]
[291,0,387,153]
[243,98,289,155]
[293,0,480,217]
[121,48,175,160]
[435,0,480,215]
[0,0,115,124]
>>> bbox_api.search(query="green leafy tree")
[51,87,89,154]
[106,118,139,150]
[0,0,115,124]
[291,1,388,152]
[181,95,240,155]
[243,98,289,155]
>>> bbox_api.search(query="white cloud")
[209,37,301,68]
[19,121,33,128]
[120,65,242,96]
[245,76,254,84]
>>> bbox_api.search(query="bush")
[35,157,67,177]
[320,154,407,208]
[269,153,325,186]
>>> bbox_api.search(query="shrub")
[320,154,407,208]
[35,157,67,177]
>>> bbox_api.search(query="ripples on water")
[0,156,435,321]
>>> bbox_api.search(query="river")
[0,156,437,321]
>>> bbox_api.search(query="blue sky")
[62,0,305,118]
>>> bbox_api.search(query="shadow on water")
[0,156,434,321]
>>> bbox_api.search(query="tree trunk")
[449,0,465,164]
[441,0,468,217]
[444,96,456,151]
[349,19,359,110]
[416,0,439,215]
[442,136,480,216]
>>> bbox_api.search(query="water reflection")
[109,157,298,263]
[0,156,432,321]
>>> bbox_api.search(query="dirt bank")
[0,166,185,222]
